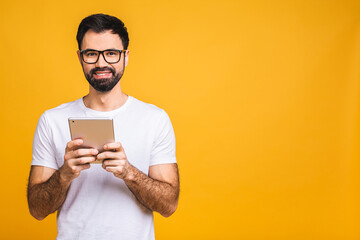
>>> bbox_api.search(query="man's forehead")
[81,29,124,50]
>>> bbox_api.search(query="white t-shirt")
[32,96,177,240]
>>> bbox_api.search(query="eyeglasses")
[80,49,126,64]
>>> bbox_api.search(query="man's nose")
[95,52,108,67]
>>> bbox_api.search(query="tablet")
[68,117,115,164]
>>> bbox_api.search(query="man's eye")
[85,52,97,57]
[106,51,118,56]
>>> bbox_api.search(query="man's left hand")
[97,142,132,179]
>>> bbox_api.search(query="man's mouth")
[93,71,112,79]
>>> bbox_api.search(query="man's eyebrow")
[82,48,97,52]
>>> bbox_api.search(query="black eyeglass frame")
[80,49,127,64]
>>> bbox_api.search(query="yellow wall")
[0,0,359,239]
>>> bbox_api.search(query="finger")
[102,159,126,167]
[68,163,91,175]
[66,139,83,152]
[104,142,124,152]
[97,151,126,161]
[65,148,98,160]
[103,166,122,173]
[74,156,97,165]
[76,163,91,171]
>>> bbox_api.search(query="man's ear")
[124,50,129,67]
[77,50,82,64]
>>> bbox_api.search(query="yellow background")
[0,0,359,239]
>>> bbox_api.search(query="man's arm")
[124,163,179,217]
[27,166,69,220]
[27,139,98,220]
[98,143,179,217]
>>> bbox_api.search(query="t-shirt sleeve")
[32,112,59,170]
[150,110,177,166]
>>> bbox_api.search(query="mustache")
[90,67,115,76]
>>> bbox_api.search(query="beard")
[84,66,124,92]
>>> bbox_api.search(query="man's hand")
[98,142,131,179]
[98,142,179,217]
[60,139,98,182]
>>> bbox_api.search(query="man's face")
[78,30,128,92]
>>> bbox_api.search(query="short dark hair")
[76,13,129,50]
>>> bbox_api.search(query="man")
[27,13,179,240]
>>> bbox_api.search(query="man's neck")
[83,86,128,112]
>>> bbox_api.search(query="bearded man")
[27,13,179,240]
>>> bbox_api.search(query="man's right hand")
[59,139,98,182]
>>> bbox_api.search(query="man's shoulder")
[42,98,82,119]
[129,96,166,116]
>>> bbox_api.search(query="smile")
[94,71,112,78]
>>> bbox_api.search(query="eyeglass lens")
[83,50,121,63]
